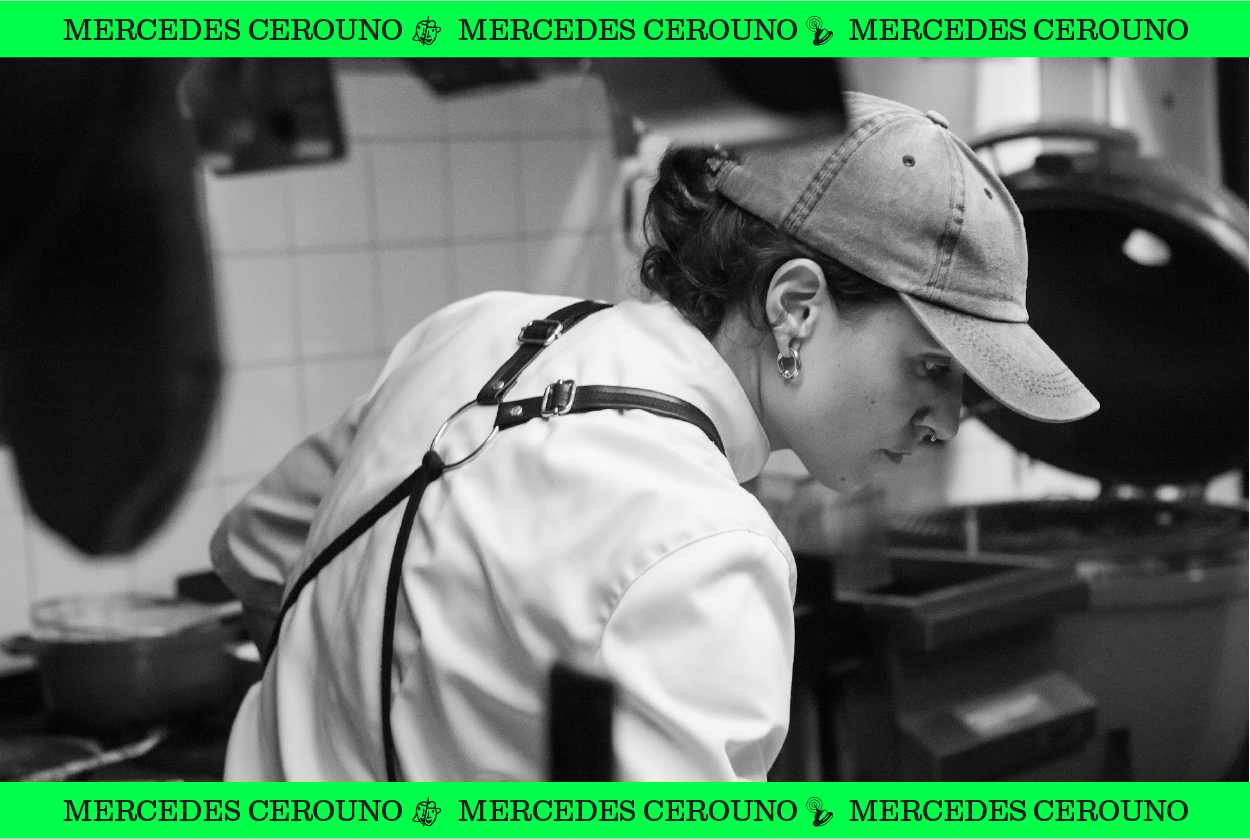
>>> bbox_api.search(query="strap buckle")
[540,379,577,417]
[518,318,564,346]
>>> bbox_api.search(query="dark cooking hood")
[965,123,1249,488]
[403,58,849,151]
[591,58,848,149]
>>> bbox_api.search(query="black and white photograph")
[0,56,1245,784]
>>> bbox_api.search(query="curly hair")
[639,146,896,338]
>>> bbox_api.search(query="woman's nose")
[916,383,963,442]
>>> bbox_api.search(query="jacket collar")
[615,297,771,483]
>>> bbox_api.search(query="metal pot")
[6,594,242,733]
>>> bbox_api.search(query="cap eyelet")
[902,155,916,167]
[984,188,993,199]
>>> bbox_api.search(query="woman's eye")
[917,359,951,378]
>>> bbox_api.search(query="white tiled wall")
[0,60,625,630]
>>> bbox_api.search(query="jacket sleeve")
[210,394,368,632]
[596,530,796,781]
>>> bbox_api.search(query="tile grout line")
[283,171,311,440]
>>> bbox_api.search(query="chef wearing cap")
[212,92,1097,781]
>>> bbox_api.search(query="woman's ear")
[764,258,828,355]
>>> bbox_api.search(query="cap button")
[925,110,951,129]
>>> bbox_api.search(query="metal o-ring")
[428,400,499,471]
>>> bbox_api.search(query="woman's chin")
[810,470,868,495]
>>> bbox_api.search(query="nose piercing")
[776,342,802,381]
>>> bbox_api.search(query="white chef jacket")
[213,291,796,781]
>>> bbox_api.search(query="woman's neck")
[710,311,777,448]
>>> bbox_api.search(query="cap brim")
[900,295,1099,424]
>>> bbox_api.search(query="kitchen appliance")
[887,122,1249,781]
[823,549,1096,781]
[890,499,1248,780]
[0,579,255,781]
[760,480,1098,781]
[182,58,346,175]
[5,594,242,735]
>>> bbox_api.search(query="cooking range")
[0,680,237,782]
[0,575,254,781]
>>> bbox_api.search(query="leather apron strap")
[264,300,725,780]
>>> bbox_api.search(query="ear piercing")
[776,342,802,381]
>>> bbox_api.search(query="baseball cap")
[711,91,1098,424]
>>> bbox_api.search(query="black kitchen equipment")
[830,549,1095,781]
[768,551,869,782]
[0,686,238,781]
[886,122,1249,780]
[965,122,1248,487]
[397,58,848,156]
[593,58,847,154]
[404,58,540,95]
[753,476,1098,781]
[182,58,346,175]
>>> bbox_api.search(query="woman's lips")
[881,447,917,464]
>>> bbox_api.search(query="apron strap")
[475,300,611,405]
[380,450,445,781]
[496,382,725,456]
[264,455,439,662]
[264,299,730,781]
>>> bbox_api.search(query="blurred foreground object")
[0,58,347,555]
[0,58,220,555]
[548,663,615,781]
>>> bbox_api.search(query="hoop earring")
[776,342,802,381]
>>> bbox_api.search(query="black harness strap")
[266,302,613,663]
[264,300,727,781]
[380,450,445,781]
[497,383,725,455]
[475,300,611,405]
[265,464,428,662]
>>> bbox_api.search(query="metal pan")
[6,594,242,733]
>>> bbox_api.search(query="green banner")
[0,782,1236,836]
[0,2,1247,56]
[1,1,1246,837]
